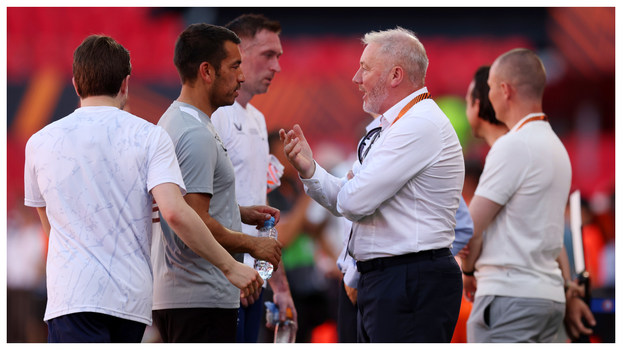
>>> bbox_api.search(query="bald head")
[493,48,546,102]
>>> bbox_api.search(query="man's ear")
[389,66,405,88]
[199,62,215,84]
[473,98,481,114]
[72,77,81,98]
[501,81,511,100]
[119,75,130,96]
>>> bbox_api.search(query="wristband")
[462,269,475,277]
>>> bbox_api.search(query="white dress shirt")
[302,87,465,261]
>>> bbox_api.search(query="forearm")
[461,234,483,272]
[168,205,237,274]
[202,215,257,254]
[461,195,503,272]
[557,245,572,281]
[268,260,290,293]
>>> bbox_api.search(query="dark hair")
[225,14,281,39]
[73,35,132,98]
[174,23,241,84]
[471,66,501,125]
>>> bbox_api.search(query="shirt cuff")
[343,263,360,289]
[300,161,328,191]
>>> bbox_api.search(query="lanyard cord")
[389,92,432,128]
[344,92,432,260]
[516,114,548,131]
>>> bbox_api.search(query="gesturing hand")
[279,124,315,179]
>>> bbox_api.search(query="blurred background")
[5,7,615,343]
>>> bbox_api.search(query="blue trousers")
[236,288,265,343]
[357,250,462,342]
[47,312,146,343]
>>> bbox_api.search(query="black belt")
[356,248,451,274]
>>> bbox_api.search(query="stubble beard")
[363,73,389,115]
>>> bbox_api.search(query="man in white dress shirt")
[461,49,574,342]
[211,14,297,343]
[24,34,260,343]
[280,27,464,342]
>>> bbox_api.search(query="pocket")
[474,296,495,330]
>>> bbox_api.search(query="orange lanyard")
[516,114,548,131]
[389,92,432,127]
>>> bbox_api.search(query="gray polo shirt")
[152,101,243,310]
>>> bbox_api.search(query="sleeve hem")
[473,188,506,206]
[24,199,46,207]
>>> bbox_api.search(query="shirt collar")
[173,100,212,125]
[379,86,428,130]
[509,112,546,133]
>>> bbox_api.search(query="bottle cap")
[264,217,275,227]
[286,307,293,319]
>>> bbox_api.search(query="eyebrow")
[262,49,281,56]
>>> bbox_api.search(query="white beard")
[363,73,389,114]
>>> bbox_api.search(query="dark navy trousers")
[338,279,358,343]
[47,312,146,343]
[356,250,463,342]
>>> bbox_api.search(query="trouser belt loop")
[431,250,436,262]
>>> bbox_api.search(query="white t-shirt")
[212,101,270,267]
[474,113,572,303]
[24,106,185,325]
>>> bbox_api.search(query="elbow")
[160,207,183,230]
[337,201,367,222]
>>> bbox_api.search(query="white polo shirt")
[24,106,186,324]
[212,101,270,267]
[474,113,572,303]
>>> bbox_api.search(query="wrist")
[462,269,475,277]
[301,160,316,179]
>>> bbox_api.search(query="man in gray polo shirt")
[152,23,282,343]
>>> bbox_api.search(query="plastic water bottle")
[274,307,297,343]
[254,217,277,280]
[265,301,297,343]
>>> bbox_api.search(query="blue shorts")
[47,312,147,343]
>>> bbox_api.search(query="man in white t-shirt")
[460,49,577,342]
[211,14,297,343]
[24,35,261,343]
